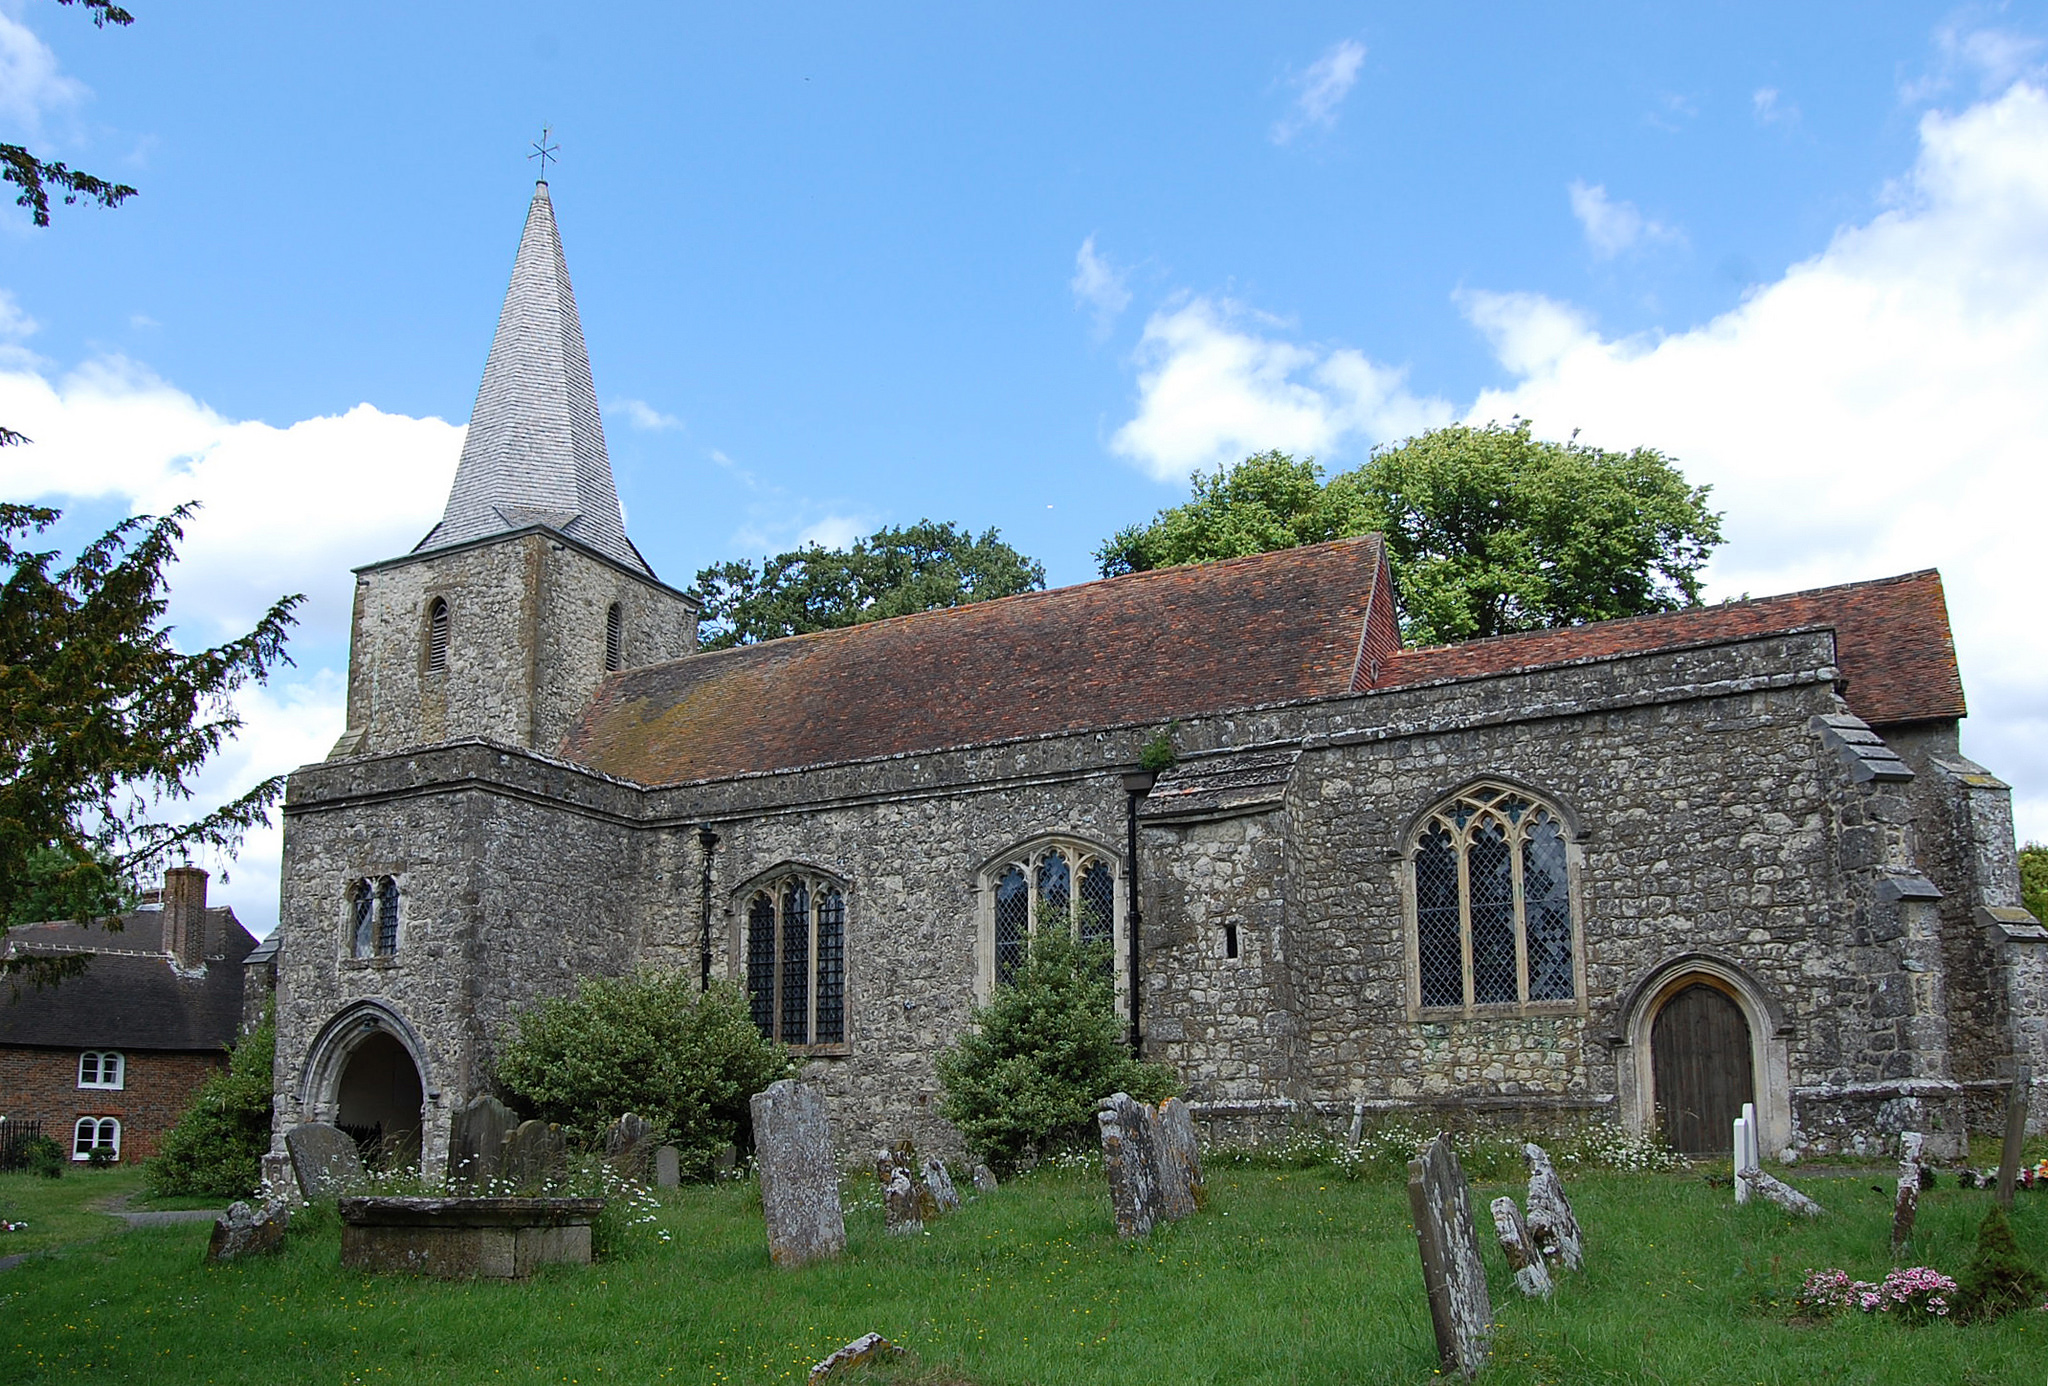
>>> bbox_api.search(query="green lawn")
[0,1166,153,1258]
[1,1163,2044,1384]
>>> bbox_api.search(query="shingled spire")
[416,181,652,576]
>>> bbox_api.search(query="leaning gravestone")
[1489,1196,1553,1299]
[285,1122,364,1202]
[503,1120,569,1192]
[260,1150,299,1205]
[1996,1063,2033,1209]
[922,1158,961,1213]
[448,1095,518,1189]
[605,1113,654,1182]
[1891,1130,1925,1258]
[654,1145,681,1189]
[205,1199,291,1264]
[1523,1143,1584,1272]
[752,1080,845,1268]
[971,1164,997,1195]
[1157,1097,1206,1212]
[1408,1135,1492,1379]
[1097,1092,1165,1239]
[877,1141,937,1234]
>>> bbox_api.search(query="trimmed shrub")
[497,972,795,1179]
[23,1134,63,1179]
[147,1012,274,1198]
[1954,1203,2048,1322]
[937,926,1179,1173]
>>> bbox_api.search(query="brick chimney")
[162,866,210,968]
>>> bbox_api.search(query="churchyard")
[4,1138,2045,1385]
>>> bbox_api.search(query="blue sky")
[4,2,2046,931]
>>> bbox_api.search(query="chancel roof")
[0,910,256,1052]
[414,182,651,577]
[559,540,1965,787]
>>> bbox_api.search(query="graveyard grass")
[4,1161,2047,1384]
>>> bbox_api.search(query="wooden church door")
[1651,982,1756,1156]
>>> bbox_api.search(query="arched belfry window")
[604,602,623,672]
[742,871,847,1049]
[982,838,1120,995]
[426,598,450,674]
[1407,783,1580,1014]
[349,876,401,959]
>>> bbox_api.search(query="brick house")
[0,868,257,1163]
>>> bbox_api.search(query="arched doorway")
[335,1030,424,1167]
[1651,982,1756,1156]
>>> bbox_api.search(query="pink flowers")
[1798,1266,1958,1322]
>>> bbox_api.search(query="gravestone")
[654,1145,681,1189]
[1746,1167,1824,1217]
[971,1164,997,1195]
[1996,1064,2033,1209]
[751,1080,845,1268]
[1732,1103,1759,1205]
[1157,1097,1206,1211]
[808,1333,904,1384]
[1407,1135,1492,1378]
[605,1113,654,1181]
[260,1150,299,1205]
[503,1120,569,1191]
[877,1141,937,1234]
[205,1199,290,1264]
[1523,1143,1584,1272]
[922,1158,961,1213]
[1891,1131,1924,1258]
[448,1095,517,1189]
[1489,1196,1553,1299]
[285,1122,364,1202]
[1097,1091,1164,1239]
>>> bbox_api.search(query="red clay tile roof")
[1379,568,1964,727]
[560,536,1395,785]
[558,546,1963,787]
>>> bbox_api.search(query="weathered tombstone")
[1152,1106,1196,1222]
[1523,1142,1584,1272]
[808,1333,905,1384]
[260,1150,300,1205]
[1157,1097,1206,1211]
[1891,1131,1925,1258]
[922,1158,961,1213]
[1097,1092,1164,1239]
[285,1122,364,1202]
[503,1120,569,1191]
[448,1095,517,1190]
[205,1199,290,1264]
[654,1144,681,1189]
[751,1080,845,1268]
[605,1112,654,1182]
[1489,1196,1553,1299]
[1746,1167,1824,1217]
[971,1163,997,1195]
[877,1141,937,1233]
[1407,1135,1492,1379]
[1996,1063,2032,1209]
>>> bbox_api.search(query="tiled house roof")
[559,541,1964,786]
[0,910,255,1051]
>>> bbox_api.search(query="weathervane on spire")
[529,126,560,180]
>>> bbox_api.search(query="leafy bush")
[496,972,794,1179]
[1954,1203,2048,1322]
[147,1011,274,1198]
[2021,843,2048,928]
[22,1134,63,1179]
[937,926,1178,1173]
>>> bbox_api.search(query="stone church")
[269,181,2046,1173]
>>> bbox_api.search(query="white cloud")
[611,397,684,432]
[1752,87,1798,126]
[1110,296,1452,480]
[0,7,84,136]
[797,514,870,551]
[1271,38,1366,145]
[1466,83,2048,841]
[0,288,38,340]
[1903,20,2048,102]
[1568,180,1684,259]
[1070,234,1131,332]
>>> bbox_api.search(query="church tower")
[329,181,698,760]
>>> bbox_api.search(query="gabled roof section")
[1379,569,1965,727]
[414,181,652,577]
[0,909,256,1051]
[560,536,1396,785]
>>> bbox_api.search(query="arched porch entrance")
[299,1001,435,1171]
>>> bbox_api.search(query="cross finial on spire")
[528,126,560,180]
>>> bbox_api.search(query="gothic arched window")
[983,839,1121,992]
[742,872,847,1049]
[1408,783,1579,1013]
[604,602,623,672]
[426,598,450,673]
[349,876,401,959]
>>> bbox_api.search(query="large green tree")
[1098,421,1723,646]
[0,504,300,990]
[693,519,1046,650]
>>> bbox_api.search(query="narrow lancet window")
[426,598,449,673]
[746,893,777,1036]
[604,602,623,672]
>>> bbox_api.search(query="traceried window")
[77,1050,125,1090]
[426,598,450,673]
[985,840,1120,990]
[349,876,401,959]
[604,602,624,672]
[1410,784,1578,1012]
[743,873,847,1048]
[73,1117,120,1161]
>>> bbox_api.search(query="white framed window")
[73,1116,121,1161]
[741,871,848,1050]
[978,837,1122,999]
[77,1050,125,1090]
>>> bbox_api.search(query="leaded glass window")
[348,877,399,959]
[984,840,1121,991]
[742,873,849,1048]
[375,877,400,955]
[994,866,1029,987]
[1408,785,1579,1010]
